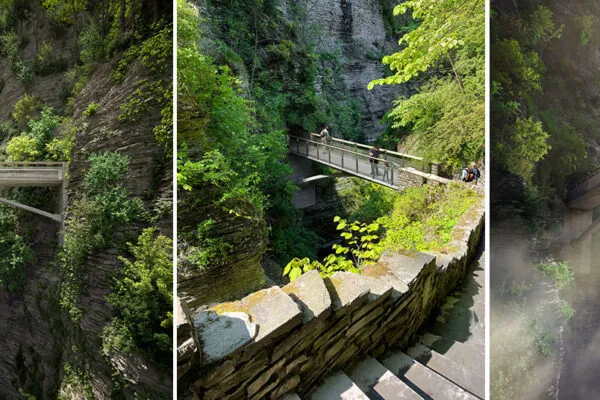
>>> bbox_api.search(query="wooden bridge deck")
[287,135,448,190]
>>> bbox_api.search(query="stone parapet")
[178,200,484,399]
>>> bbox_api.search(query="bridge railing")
[567,170,600,202]
[304,134,438,174]
[288,135,407,185]
[0,162,66,168]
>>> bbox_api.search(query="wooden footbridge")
[287,135,448,191]
[0,162,67,223]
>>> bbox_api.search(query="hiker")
[382,159,390,181]
[471,162,481,185]
[462,164,475,183]
[369,145,381,176]
[319,125,330,152]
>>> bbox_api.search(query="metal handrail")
[329,136,425,162]
[0,162,66,167]
[290,136,403,168]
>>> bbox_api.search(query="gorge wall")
[0,2,172,398]
[279,0,410,141]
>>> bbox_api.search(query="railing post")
[328,145,331,163]
[341,152,344,169]
[356,155,359,174]
[391,164,395,187]
[316,143,319,160]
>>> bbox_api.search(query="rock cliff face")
[0,3,172,398]
[281,0,410,141]
[539,0,600,165]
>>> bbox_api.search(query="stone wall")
[177,200,485,399]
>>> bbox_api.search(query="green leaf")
[289,267,302,281]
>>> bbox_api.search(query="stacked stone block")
[178,201,484,399]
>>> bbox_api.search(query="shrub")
[0,120,15,141]
[27,107,60,143]
[59,152,143,322]
[536,261,574,288]
[5,135,41,161]
[84,151,130,193]
[102,228,173,362]
[0,30,19,61]
[45,118,77,161]
[111,45,139,83]
[82,102,99,117]
[12,59,33,86]
[139,24,172,74]
[78,22,104,64]
[559,299,575,321]
[33,40,66,75]
[12,94,39,126]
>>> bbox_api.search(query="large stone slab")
[176,297,192,344]
[193,311,257,364]
[212,286,303,343]
[283,270,332,323]
[377,250,436,288]
[324,272,371,314]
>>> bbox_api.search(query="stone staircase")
[289,251,486,400]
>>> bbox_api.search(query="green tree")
[370,0,485,166]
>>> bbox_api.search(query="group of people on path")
[318,124,481,185]
[461,163,481,184]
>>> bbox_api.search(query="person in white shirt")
[319,125,330,152]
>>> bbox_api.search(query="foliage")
[380,183,480,252]
[531,316,554,357]
[111,45,139,83]
[84,151,129,192]
[370,0,484,87]
[499,116,551,180]
[78,21,104,63]
[103,228,172,362]
[558,299,575,321]
[536,261,574,289]
[0,204,32,292]
[33,40,67,75]
[370,0,484,166]
[11,94,39,127]
[6,108,61,161]
[338,179,397,223]
[139,23,172,74]
[41,0,87,25]
[283,217,381,281]
[82,102,99,117]
[118,79,169,123]
[5,135,41,161]
[60,152,142,322]
[57,362,93,400]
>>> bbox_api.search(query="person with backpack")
[471,162,481,184]
[462,165,475,183]
[369,145,381,176]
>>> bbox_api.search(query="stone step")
[381,350,479,400]
[346,357,422,399]
[420,333,484,373]
[310,371,370,400]
[405,344,484,399]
